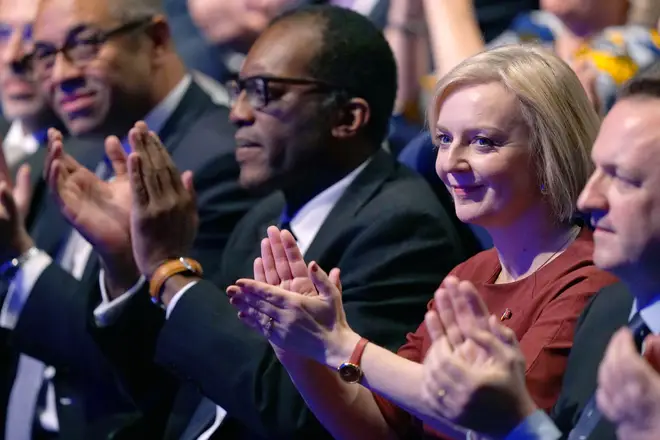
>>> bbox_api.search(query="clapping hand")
[597,330,660,440]
[0,141,33,261]
[226,226,350,366]
[421,277,537,437]
[126,121,197,278]
[45,127,139,294]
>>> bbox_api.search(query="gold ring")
[437,388,446,399]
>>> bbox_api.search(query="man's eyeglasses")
[226,76,345,110]
[28,17,153,79]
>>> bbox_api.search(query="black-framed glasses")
[28,17,153,79]
[226,75,345,110]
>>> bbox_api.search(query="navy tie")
[278,209,297,241]
[568,312,651,439]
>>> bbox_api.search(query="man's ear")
[331,98,370,139]
[146,15,172,62]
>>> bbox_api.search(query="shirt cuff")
[93,269,146,327]
[0,250,52,329]
[165,281,199,319]
[505,410,562,440]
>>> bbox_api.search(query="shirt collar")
[290,157,372,255]
[4,119,39,154]
[140,73,192,136]
[631,295,660,335]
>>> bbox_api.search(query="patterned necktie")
[568,312,651,440]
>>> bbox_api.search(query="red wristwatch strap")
[348,337,369,366]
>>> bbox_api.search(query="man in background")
[0,0,61,168]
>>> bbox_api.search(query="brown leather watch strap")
[337,337,370,383]
[349,337,369,365]
[149,257,203,303]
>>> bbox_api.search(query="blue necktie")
[568,313,651,439]
[33,129,48,147]
[278,208,297,241]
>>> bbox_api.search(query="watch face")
[338,362,362,383]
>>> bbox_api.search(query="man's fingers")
[105,135,128,176]
[13,164,32,218]
[0,181,18,221]
[180,170,197,208]
[127,152,149,207]
[0,143,11,186]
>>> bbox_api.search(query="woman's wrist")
[325,328,363,369]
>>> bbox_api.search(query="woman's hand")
[226,226,352,367]
[421,277,537,437]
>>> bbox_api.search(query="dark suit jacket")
[95,149,472,439]
[550,281,633,440]
[3,80,259,440]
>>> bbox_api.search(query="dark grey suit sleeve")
[154,209,463,438]
[88,147,256,412]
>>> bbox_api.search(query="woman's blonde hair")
[429,45,600,223]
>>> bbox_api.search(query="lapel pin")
[500,308,512,321]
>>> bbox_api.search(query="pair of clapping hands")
[225,226,533,435]
[41,122,198,295]
[226,227,660,439]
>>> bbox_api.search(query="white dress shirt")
[0,73,193,438]
[505,292,660,440]
[95,158,372,439]
[3,120,40,168]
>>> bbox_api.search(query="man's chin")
[1,101,45,122]
[238,169,281,195]
[65,116,104,136]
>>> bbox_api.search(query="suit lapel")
[157,81,215,156]
[303,149,395,262]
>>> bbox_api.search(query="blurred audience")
[52,5,474,439]
[225,45,618,439]
[163,0,226,80]
[412,0,660,113]
[0,0,61,168]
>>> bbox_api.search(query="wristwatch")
[149,257,203,306]
[337,337,369,384]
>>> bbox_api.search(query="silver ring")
[264,317,274,334]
